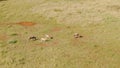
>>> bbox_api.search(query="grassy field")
[0,0,120,68]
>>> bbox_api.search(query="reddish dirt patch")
[36,43,48,46]
[0,34,8,41]
[51,27,62,32]
[52,41,59,45]
[17,22,36,26]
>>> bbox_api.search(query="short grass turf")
[0,0,120,68]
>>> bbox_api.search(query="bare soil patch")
[0,34,8,41]
[51,27,62,32]
[17,22,36,27]
[37,43,48,46]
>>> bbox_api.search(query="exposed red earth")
[17,22,36,27]
[51,27,62,32]
[0,34,8,41]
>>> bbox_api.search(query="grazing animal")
[29,36,37,41]
[74,33,80,38]
[40,38,48,42]
[74,33,83,38]
[74,33,79,36]
[45,34,50,38]
[45,34,53,39]
[40,34,53,42]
